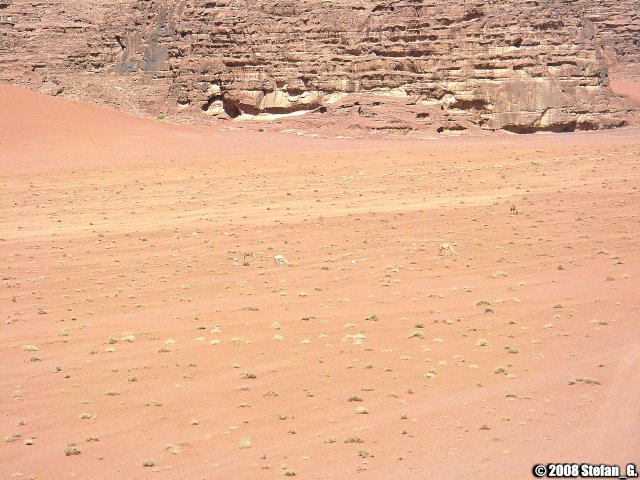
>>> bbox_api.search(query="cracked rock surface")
[0,0,638,133]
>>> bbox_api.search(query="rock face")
[0,0,638,133]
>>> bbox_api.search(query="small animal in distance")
[439,243,456,256]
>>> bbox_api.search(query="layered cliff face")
[0,0,638,134]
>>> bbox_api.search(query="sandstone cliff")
[1,0,638,134]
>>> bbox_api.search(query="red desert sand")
[1,85,639,479]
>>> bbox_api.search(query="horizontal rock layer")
[0,0,638,133]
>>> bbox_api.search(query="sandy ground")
[610,79,640,103]
[1,85,639,480]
